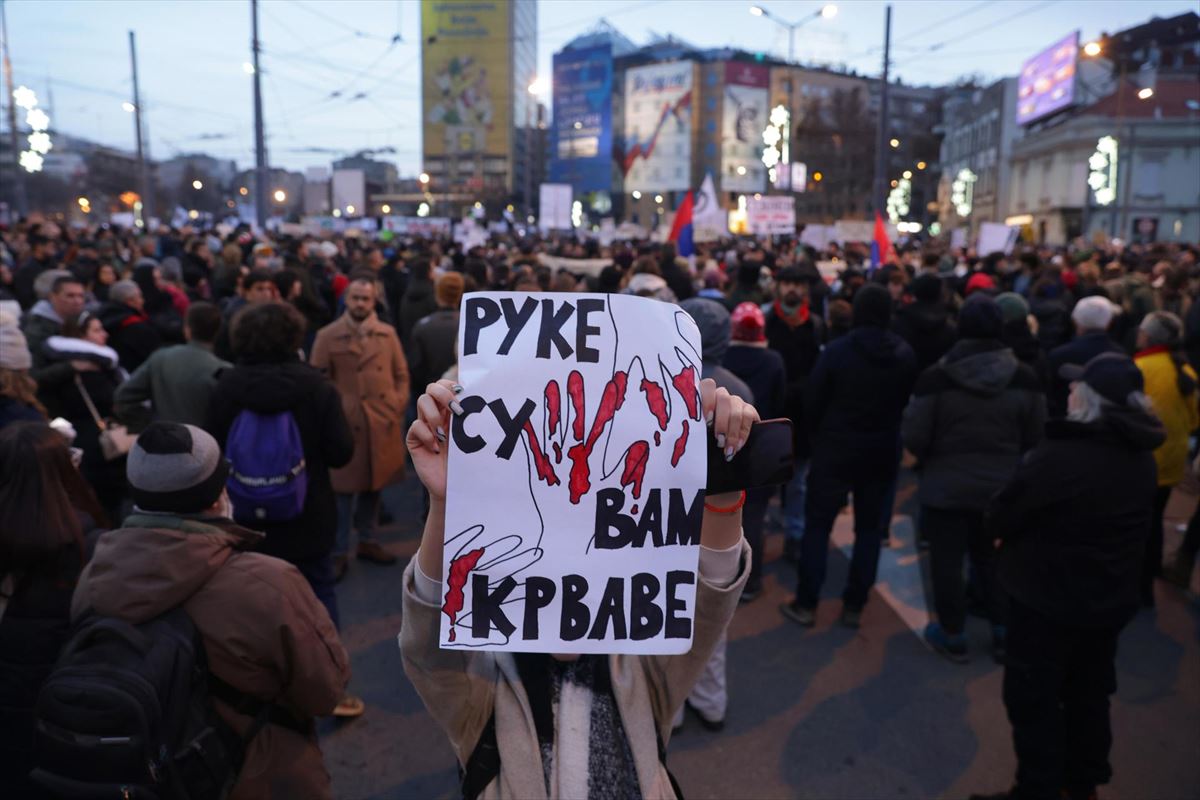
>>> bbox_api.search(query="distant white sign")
[800,224,834,251]
[539,183,575,231]
[977,222,1020,255]
[833,219,898,244]
[331,169,366,214]
[746,196,795,236]
[383,216,452,237]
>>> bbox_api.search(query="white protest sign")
[950,228,967,250]
[977,222,1019,255]
[746,196,795,236]
[539,255,614,279]
[539,183,574,232]
[800,224,834,251]
[834,219,899,244]
[442,292,708,654]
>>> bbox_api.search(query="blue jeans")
[335,490,382,557]
[784,459,811,543]
[795,462,894,611]
[293,553,340,629]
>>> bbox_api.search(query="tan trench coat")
[310,313,410,493]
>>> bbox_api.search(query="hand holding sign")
[406,379,457,500]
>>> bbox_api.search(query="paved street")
[320,474,1200,800]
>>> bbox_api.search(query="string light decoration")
[14,86,51,172]
[762,104,789,184]
[1088,136,1118,206]
[951,168,977,217]
[887,177,911,223]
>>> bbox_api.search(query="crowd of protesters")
[1,213,1198,799]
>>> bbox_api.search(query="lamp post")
[748,4,837,192]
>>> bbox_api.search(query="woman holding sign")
[400,376,756,800]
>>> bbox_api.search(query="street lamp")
[1083,41,1102,57]
[121,101,136,113]
[889,138,900,148]
[192,180,203,190]
[1137,87,1154,100]
[747,3,838,63]
[418,172,430,185]
[632,190,642,200]
[273,189,286,203]
[381,203,391,214]
[238,186,248,196]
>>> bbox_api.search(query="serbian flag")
[870,211,892,269]
[668,191,695,257]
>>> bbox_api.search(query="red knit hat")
[964,271,996,296]
[731,302,766,342]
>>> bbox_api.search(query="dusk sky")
[6,0,1195,175]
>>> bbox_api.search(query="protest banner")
[834,219,899,244]
[441,292,708,654]
[539,183,574,231]
[746,196,795,236]
[538,255,613,279]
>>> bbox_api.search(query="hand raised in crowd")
[406,379,459,501]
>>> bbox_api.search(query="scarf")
[773,298,810,328]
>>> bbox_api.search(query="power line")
[894,0,992,48]
[891,0,1059,66]
[289,0,392,42]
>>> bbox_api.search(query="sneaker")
[840,606,862,629]
[780,601,816,627]
[332,693,365,718]
[357,540,397,565]
[332,554,349,583]
[923,622,969,664]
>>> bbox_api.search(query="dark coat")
[408,308,460,391]
[0,396,44,431]
[0,542,87,793]
[205,359,354,563]
[902,339,1046,511]
[722,344,786,419]
[97,301,162,373]
[763,302,825,457]
[1046,332,1124,418]
[398,278,438,343]
[892,301,957,373]
[988,409,1165,628]
[805,326,918,476]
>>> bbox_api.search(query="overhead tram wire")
[889,0,1059,66]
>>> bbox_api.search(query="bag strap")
[207,671,313,739]
[74,374,106,431]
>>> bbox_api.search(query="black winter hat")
[911,273,943,304]
[852,284,892,329]
[957,294,1004,340]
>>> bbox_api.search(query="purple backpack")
[225,409,308,523]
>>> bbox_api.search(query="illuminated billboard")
[421,1,511,160]
[550,44,613,194]
[1017,31,1079,125]
[722,62,769,193]
[622,61,694,192]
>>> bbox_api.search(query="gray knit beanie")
[127,422,229,513]
[0,310,32,370]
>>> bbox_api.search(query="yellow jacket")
[1136,348,1200,486]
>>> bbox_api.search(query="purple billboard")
[1017,31,1079,125]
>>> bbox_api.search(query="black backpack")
[30,607,305,799]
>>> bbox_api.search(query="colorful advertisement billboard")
[622,61,694,192]
[550,45,613,194]
[721,62,769,193]
[421,1,511,159]
[1017,31,1079,125]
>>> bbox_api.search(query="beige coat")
[310,312,410,493]
[72,513,351,800]
[399,540,750,799]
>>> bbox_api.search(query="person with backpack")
[46,421,350,799]
[400,378,754,799]
[0,421,107,796]
[204,301,362,717]
[310,274,411,579]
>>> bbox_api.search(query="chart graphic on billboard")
[1017,31,1079,125]
[722,62,768,193]
[622,61,694,192]
[551,45,613,194]
[421,1,512,159]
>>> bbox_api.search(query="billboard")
[421,1,511,159]
[1017,31,1079,125]
[721,62,769,193]
[622,61,694,192]
[550,45,613,194]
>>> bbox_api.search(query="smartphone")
[706,418,795,495]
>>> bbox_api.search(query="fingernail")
[716,433,726,448]
[706,411,714,426]
[724,446,734,462]
[450,400,464,415]
[452,384,464,395]
[436,427,447,442]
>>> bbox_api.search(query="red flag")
[871,212,892,268]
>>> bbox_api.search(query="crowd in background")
[1,214,1198,799]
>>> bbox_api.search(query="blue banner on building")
[550,44,613,194]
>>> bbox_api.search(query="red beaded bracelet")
[704,490,746,514]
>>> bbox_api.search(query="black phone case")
[705,418,796,495]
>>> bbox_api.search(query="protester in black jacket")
[97,280,162,373]
[892,273,956,373]
[762,266,825,560]
[399,259,438,342]
[902,295,1046,662]
[980,353,1163,800]
[1046,296,1124,418]
[783,285,917,628]
[0,422,106,796]
[205,301,354,628]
